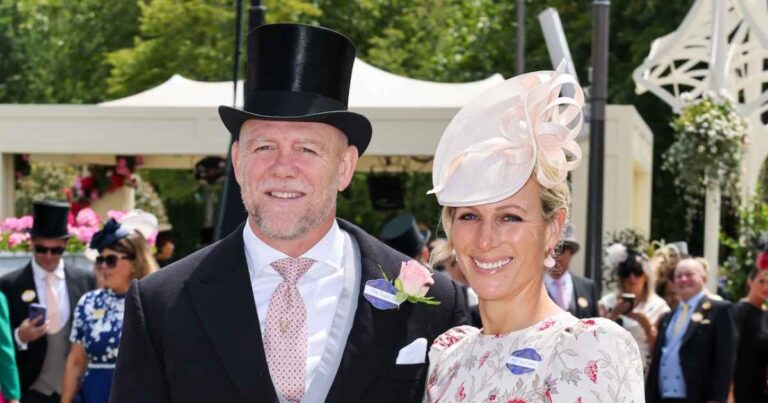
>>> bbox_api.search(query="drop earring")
[543,248,556,268]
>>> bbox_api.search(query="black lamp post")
[584,0,610,293]
[215,0,266,241]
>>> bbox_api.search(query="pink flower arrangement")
[1,208,157,253]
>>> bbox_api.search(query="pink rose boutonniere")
[363,260,441,310]
[394,260,440,305]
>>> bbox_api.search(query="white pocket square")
[396,337,427,365]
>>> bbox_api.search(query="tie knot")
[271,257,315,284]
[46,272,56,283]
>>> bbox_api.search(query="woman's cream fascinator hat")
[429,62,584,206]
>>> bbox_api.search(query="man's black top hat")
[380,214,430,259]
[31,201,71,239]
[218,23,372,155]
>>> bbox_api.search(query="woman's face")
[99,248,134,292]
[451,179,563,302]
[620,271,646,297]
[748,270,768,301]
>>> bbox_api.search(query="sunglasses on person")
[95,254,133,269]
[618,266,645,278]
[33,246,66,255]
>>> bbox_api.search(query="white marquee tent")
[0,59,653,278]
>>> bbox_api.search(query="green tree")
[0,0,140,103]
[106,0,320,98]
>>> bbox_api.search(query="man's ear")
[337,145,359,192]
[231,141,241,185]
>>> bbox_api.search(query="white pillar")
[704,183,720,292]
[0,154,15,218]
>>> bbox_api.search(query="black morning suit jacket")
[645,295,737,403]
[569,274,599,319]
[0,262,95,390]
[110,220,468,403]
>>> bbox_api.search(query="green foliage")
[106,0,320,98]
[134,175,170,227]
[336,172,440,236]
[0,0,139,103]
[14,162,77,216]
[663,95,748,230]
[721,194,768,299]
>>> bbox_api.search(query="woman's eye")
[501,214,523,222]
[458,213,478,221]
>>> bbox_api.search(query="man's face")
[30,237,67,271]
[553,246,574,278]
[232,120,358,241]
[674,258,706,301]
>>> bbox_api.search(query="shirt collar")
[31,257,65,280]
[680,289,706,309]
[243,220,345,275]
[544,270,571,286]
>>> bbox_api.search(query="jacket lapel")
[326,220,404,402]
[64,265,83,310]
[681,296,708,346]
[183,222,277,401]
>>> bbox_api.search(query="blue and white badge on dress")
[363,279,401,310]
[506,348,542,375]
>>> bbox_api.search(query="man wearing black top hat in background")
[544,223,599,319]
[0,201,95,403]
[380,214,431,266]
[111,24,466,403]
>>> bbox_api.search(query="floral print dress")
[70,289,126,403]
[424,312,644,403]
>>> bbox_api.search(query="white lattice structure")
[633,0,768,289]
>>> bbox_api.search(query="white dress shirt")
[243,220,349,393]
[14,258,70,350]
[544,271,574,309]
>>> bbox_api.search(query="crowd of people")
[0,22,763,403]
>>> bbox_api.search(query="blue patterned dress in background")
[70,289,126,403]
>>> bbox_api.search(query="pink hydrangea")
[75,208,100,227]
[8,232,29,248]
[72,226,97,244]
[2,216,33,233]
[107,210,127,221]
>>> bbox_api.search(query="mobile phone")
[621,293,636,310]
[28,303,46,326]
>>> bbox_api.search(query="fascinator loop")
[429,61,583,207]
[89,219,130,252]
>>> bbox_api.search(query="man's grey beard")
[241,183,338,241]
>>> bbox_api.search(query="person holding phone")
[599,243,670,372]
[61,215,158,403]
[0,201,95,403]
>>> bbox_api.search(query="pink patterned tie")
[264,257,315,403]
[553,278,567,310]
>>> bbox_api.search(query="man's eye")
[253,145,271,152]
[300,147,317,154]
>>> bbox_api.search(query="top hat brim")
[561,239,580,254]
[30,230,72,240]
[218,106,372,156]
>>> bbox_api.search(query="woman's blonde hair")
[430,170,571,265]
[107,231,158,280]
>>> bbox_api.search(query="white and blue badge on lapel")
[363,260,441,310]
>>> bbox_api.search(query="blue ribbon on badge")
[506,348,542,375]
[363,278,400,310]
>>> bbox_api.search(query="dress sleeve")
[69,292,90,345]
[426,326,477,374]
[550,318,645,402]
[0,293,20,400]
